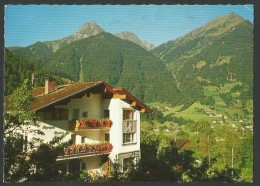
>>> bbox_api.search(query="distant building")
[170,139,190,151]
[245,125,253,131]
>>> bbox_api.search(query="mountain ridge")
[116,31,155,51]
[6,12,253,109]
[9,21,155,52]
[26,31,181,104]
[44,21,105,52]
[154,13,252,61]
[152,12,253,108]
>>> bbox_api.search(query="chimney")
[45,77,56,94]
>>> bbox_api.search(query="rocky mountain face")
[46,21,105,52]
[116,32,155,51]
[59,22,104,45]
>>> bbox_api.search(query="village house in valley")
[20,78,151,178]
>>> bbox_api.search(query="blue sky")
[5,5,253,47]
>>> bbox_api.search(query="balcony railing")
[61,142,113,158]
[69,118,112,131]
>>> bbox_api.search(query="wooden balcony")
[69,118,112,131]
[57,142,113,161]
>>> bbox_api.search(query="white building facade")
[26,78,150,177]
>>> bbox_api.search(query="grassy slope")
[144,82,253,127]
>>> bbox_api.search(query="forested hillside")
[6,32,181,105]
[8,41,53,70]
[4,48,35,95]
[43,32,181,104]
[153,13,253,108]
[4,48,69,95]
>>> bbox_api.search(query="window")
[45,111,52,120]
[82,111,88,118]
[81,136,86,144]
[71,134,76,144]
[104,110,110,118]
[44,108,68,120]
[123,121,136,133]
[105,133,110,142]
[123,133,134,143]
[122,110,137,144]
[81,162,86,170]
[55,108,68,120]
[123,157,135,172]
[123,110,134,120]
[72,109,79,120]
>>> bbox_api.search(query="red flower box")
[63,142,113,156]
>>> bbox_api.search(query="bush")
[79,170,93,182]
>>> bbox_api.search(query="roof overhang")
[32,81,106,111]
[30,81,151,113]
[111,87,151,113]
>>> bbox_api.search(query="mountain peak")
[222,12,245,23]
[116,31,138,38]
[116,32,155,51]
[59,21,104,46]
[77,21,104,34]
[174,12,250,43]
[211,12,246,26]
[227,12,243,19]
[154,12,253,63]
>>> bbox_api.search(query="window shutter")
[133,121,136,132]
[122,121,126,133]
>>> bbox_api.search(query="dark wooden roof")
[171,139,190,150]
[31,81,104,111]
[26,81,151,113]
